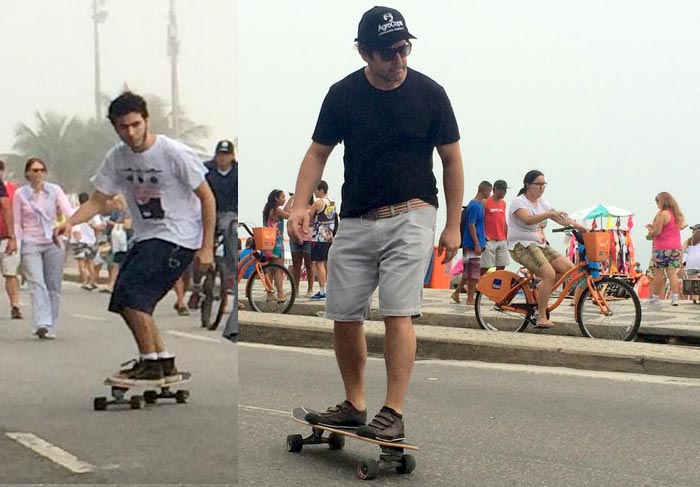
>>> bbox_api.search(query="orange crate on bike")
[582,231,610,262]
[253,227,276,251]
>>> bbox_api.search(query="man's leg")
[383,316,415,413]
[120,307,158,354]
[334,321,367,411]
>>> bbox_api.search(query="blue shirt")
[462,200,485,249]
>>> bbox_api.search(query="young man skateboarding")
[288,6,463,442]
[54,92,216,385]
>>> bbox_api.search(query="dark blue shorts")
[290,241,312,254]
[109,239,195,315]
[311,242,331,262]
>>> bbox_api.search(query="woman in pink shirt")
[645,191,685,307]
[13,158,73,339]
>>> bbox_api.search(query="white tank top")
[685,243,700,270]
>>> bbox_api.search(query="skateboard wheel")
[328,433,345,450]
[94,397,108,411]
[144,390,158,404]
[396,454,416,474]
[175,390,189,404]
[129,395,143,409]
[356,459,379,480]
[286,434,303,453]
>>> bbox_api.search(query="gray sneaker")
[305,400,366,429]
[357,407,405,442]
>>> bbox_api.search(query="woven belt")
[362,198,432,220]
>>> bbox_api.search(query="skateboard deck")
[93,372,192,410]
[287,407,418,480]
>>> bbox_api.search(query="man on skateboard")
[55,92,216,385]
[287,6,463,442]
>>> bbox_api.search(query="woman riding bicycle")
[507,170,586,328]
[262,189,293,301]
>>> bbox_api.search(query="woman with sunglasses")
[507,169,586,328]
[13,158,73,339]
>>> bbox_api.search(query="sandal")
[533,321,555,329]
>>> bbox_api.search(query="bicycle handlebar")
[239,222,254,237]
[551,226,574,234]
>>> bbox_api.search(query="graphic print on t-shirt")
[123,167,165,220]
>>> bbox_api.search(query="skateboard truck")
[93,373,191,411]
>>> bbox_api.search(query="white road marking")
[167,330,225,343]
[72,314,108,321]
[416,359,700,387]
[240,343,700,387]
[6,433,95,474]
[238,404,289,417]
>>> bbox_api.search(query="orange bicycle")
[238,222,296,313]
[474,227,641,340]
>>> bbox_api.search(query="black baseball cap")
[355,6,416,49]
[691,224,700,230]
[215,140,234,154]
[493,180,509,190]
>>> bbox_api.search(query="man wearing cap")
[288,6,463,443]
[481,179,510,275]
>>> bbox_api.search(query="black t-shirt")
[312,68,460,218]
[205,160,237,214]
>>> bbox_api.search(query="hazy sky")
[239,0,699,267]
[0,0,237,155]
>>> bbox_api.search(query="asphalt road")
[239,343,700,487]
[0,282,237,484]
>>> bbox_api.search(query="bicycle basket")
[582,231,611,262]
[475,270,521,302]
[253,227,276,251]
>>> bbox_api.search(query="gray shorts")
[481,239,509,268]
[325,206,436,321]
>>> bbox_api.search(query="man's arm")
[0,197,16,254]
[288,142,334,243]
[436,142,464,263]
[54,190,110,239]
[468,222,481,255]
[194,180,217,268]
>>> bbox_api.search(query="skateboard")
[93,372,192,411]
[287,407,418,480]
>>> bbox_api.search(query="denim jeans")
[21,241,65,333]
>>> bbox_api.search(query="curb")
[238,312,700,379]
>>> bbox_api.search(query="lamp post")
[92,0,108,120]
[167,0,181,137]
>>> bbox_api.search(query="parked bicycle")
[238,222,296,313]
[474,227,642,340]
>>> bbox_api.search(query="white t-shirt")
[507,194,552,250]
[685,243,700,271]
[91,135,207,250]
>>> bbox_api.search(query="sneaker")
[647,295,661,309]
[11,306,22,320]
[187,292,201,310]
[305,400,367,429]
[108,359,165,386]
[35,327,48,339]
[310,291,327,301]
[357,407,405,443]
[80,284,92,291]
[671,294,679,306]
[173,304,190,316]
[88,283,98,291]
[159,357,183,383]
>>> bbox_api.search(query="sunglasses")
[530,182,547,188]
[376,42,412,62]
[30,168,46,173]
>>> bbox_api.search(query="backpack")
[459,206,467,244]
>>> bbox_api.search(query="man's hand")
[196,247,214,271]
[5,238,16,255]
[437,226,461,265]
[53,222,72,241]
[474,243,482,256]
[288,208,311,245]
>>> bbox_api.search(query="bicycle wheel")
[246,263,296,313]
[576,277,641,340]
[201,265,228,330]
[474,290,533,332]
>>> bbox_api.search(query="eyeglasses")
[30,168,46,173]
[530,182,547,188]
[376,42,412,62]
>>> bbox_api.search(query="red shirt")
[484,197,506,241]
[0,180,16,238]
